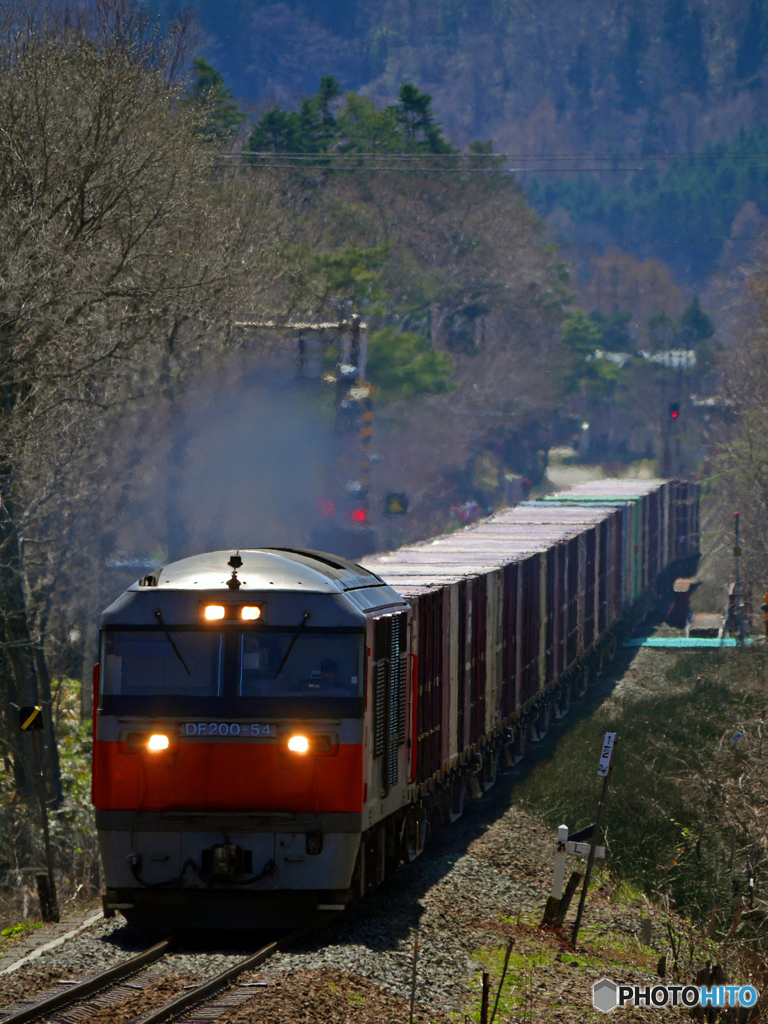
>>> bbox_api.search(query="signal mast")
[233,314,376,557]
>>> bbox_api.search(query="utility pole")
[232,314,375,552]
[19,706,59,922]
[572,733,616,947]
[733,511,745,640]
[664,402,679,478]
[333,315,373,524]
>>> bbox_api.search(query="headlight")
[204,605,225,620]
[287,735,309,754]
[241,606,261,621]
[147,734,170,751]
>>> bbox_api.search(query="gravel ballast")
[0,793,671,1023]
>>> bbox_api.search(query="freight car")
[95,478,698,928]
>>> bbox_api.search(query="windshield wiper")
[154,608,191,677]
[274,611,310,679]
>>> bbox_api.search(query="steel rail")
[0,937,173,1024]
[131,929,305,1024]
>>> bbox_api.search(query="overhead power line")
[221,149,768,175]
[217,162,768,176]
[229,149,768,162]
[557,234,765,249]
[214,149,768,251]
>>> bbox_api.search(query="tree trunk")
[0,479,62,805]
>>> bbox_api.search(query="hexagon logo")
[593,978,618,1012]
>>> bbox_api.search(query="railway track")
[0,929,302,1024]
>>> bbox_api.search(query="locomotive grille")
[373,612,408,792]
[387,734,398,786]
[373,658,387,759]
[396,654,407,742]
[393,614,407,745]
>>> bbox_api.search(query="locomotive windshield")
[102,632,223,697]
[99,627,365,717]
[240,632,362,697]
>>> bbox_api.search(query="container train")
[94,477,699,928]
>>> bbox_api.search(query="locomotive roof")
[131,548,385,594]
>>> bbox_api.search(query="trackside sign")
[592,978,758,1012]
[597,732,615,777]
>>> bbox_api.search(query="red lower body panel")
[93,740,363,814]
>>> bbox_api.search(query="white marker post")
[552,824,568,900]
[542,824,571,924]
[572,732,616,946]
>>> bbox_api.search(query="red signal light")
[350,508,367,523]
[671,410,678,418]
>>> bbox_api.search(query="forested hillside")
[188,0,768,276]
[197,0,767,152]
[527,127,768,279]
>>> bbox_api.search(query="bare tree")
[275,157,570,534]
[713,229,768,599]
[0,0,281,802]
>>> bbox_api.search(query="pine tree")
[248,78,457,158]
[567,43,592,109]
[181,58,245,141]
[616,13,648,113]
[679,295,714,341]
[298,75,342,152]
[561,308,601,357]
[248,76,341,155]
[590,311,635,351]
[641,82,667,155]
[366,327,455,402]
[337,94,400,153]
[662,0,708,95]
[247,107,303,152]
[736,0,768,80]
[394,83,454,153]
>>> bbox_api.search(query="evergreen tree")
[247,76,341,154]
[312,244,391,311]
[647,312,675,352]
[684,8,708,94]
[567,43,592,109]
[181,58,245,141]
[527,117,768,278]
[561,308,601,357]
[589,311,635,351]
[298,75,342,152]
[616,13,648,113]
[366,327,455,402]
[641,82,667,155]
[560,309,619,397]
[679,294,714,341]
[247,78,455,157]
[394,83,454,153]
[337,93,400,153]
[662,0,708,95]
[248,106,303,152]
[736,0,768,80]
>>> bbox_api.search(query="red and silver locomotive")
[93,548,411,928]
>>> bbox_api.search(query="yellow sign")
[384,492,408,516]
[20,706,43,731]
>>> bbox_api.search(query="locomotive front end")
[93,548,405,929]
